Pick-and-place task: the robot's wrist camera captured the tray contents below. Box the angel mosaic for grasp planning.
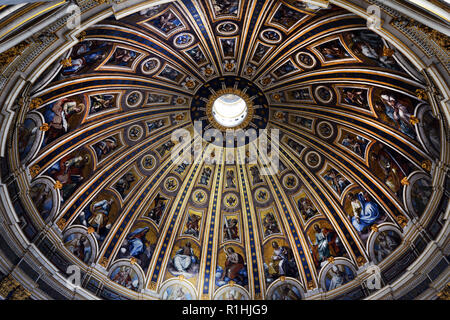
[216,247,248,287]
[46,150,93,201]
[61,40,110,77]
[374,90,417,139]
[264,241,298,283]
[78,197,115,242]
[308,223,345,269]
[168,241,200,278]
[89,94,116,115]
[109,266,140,291]
[41,97,85,146]
[323,167,351,196]
[117,225,156,273]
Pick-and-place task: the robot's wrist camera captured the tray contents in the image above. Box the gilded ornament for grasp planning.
[29,164,40,177]
[382,47,394,57]
[415,89,428,100]
[185,80,195,89]
[54,180,63,189]
[204,67,214,76]
[416,25,450,50]
[225,62,234,72]
[261,77,271,85]
[77,31,87,41]
[60,57,72,67]
[437,283,450,300]
[401,177,410,186]
[99,257,109,268]
[10,287,31,300]
[356,256,366,266]
[149,281,157,291]
[409,115,419,125]
[201,293,209,300]
[56,218,66,230]
[29,98,43,110]
[0,275,19,297]
[421,160,432,171]
[396,215,408,227]
[0,42,29,66]
[0,274,30,300]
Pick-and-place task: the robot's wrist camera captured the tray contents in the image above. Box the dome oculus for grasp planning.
[212,94,248,128]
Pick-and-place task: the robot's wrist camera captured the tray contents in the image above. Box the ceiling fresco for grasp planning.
[8,0,443,300]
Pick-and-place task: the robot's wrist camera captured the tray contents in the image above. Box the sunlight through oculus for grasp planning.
[212,94,248,128]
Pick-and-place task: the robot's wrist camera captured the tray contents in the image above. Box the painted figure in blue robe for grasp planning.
[127,227,150,257]
[79,198,114,242]
[351,192,380,232]
[18,118,38,160]
[169,242,199,277]
[88,199,112,231]
[323,168,350,195]
[61,41,109,76]
[62,50,106,76]
[313,224,330,261]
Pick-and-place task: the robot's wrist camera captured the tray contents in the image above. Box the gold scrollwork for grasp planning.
[29,164,40,177]
[415,89,428,101]
[29,98,43,110]
[437,282,450,300]
[0,274,31,300]
[56,218,66,230]
[421,160,432,172]
[396,215,408,228]
[0,42,29,66]
[356,256,366,266]
[99,257,109,268]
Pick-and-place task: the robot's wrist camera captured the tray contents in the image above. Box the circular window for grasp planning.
[212,94,248,128]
